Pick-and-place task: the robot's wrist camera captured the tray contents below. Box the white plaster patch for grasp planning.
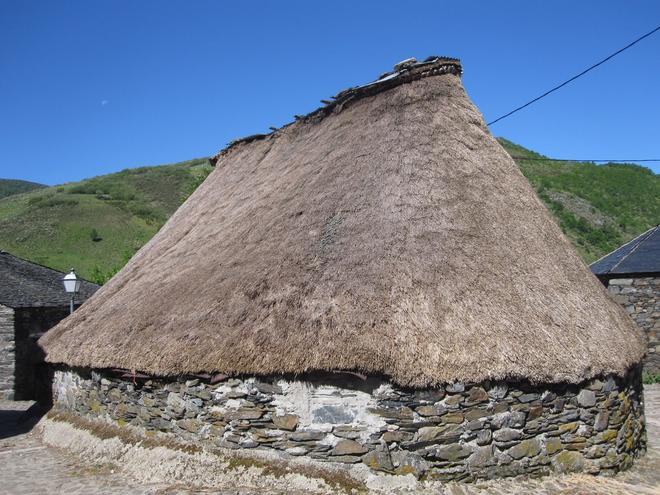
[272,380,386,441]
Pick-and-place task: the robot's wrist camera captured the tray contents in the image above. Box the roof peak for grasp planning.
[211,55,462,162]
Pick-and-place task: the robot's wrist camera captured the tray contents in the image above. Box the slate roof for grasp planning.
[0,251,99,308]
[591,225,660,277]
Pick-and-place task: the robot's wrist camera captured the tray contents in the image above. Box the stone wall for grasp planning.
[607,277,659,375]
[52,366,646,482]
[13,306,69,400]
[0,305,15,399]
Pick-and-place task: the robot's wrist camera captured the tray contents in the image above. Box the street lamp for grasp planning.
[63,268,82,314]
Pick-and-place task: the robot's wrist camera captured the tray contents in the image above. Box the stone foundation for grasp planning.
[0,305,15,399]
[52,366,646,482]
[607,277,659,376]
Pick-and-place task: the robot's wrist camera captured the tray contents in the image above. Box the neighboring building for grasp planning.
[591,225,660,375]
[0,251,98,399]
[41,57,646,483]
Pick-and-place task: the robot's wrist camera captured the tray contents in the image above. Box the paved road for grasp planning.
[1,386,659,495]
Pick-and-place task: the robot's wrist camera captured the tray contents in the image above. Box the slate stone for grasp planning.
[332,439,367,456]
[464,408,489,421]
[416,405,446,417]
[443,395,463,408]
[289,430,325,442]
[332,426,364,439]
[476,429,492,446]
[381,430,413,443]
[545,437,562,454]
[427,443,473,461]
[467,445,495,468]
[577,390,597,407]
[415,389,446,402]
[488,383,508,400]
[445,383,465,393]
[314,405,357,424]
[227,408,264,420]
[391,451,429,478]
[552,451,585,473]
[528,405,543,421]
[594,410,609,432]
[507,438,541,459]
[286,446,309,456]
[416,425,462,443]
[492,411,526,429]
[272,414,298,431]
[443,413,464,424]
[493,428,523,442]
[467,387,488,404]
[176,418,201,433]
[362,450,394,471]
[254,381,283,395]
[518,393,540,403]
[588,379,603,391]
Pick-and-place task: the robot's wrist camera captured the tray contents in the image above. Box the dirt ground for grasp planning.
[1,385,659,495]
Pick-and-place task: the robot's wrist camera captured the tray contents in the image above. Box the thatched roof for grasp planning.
[40,57,645,387]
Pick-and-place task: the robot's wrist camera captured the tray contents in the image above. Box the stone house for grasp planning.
[40,57,646,483]
[0,251,98,399]
[591,225,660,375]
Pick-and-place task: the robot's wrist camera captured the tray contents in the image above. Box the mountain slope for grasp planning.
[0,158,212,283]
[0,179,46,200]
[499,139,659,263]
[0,141,656,283]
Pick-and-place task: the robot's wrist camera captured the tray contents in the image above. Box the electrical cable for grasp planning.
[509,156,660,163]
[488,25,660,126]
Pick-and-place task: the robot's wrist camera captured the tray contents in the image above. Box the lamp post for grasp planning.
[63,268,82,314]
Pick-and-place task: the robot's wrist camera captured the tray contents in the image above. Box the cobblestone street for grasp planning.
[1,385,659,495]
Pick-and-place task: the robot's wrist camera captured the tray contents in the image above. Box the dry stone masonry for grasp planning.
[0,305,15,399]
[607,277,660,376]
[52,366,646,482]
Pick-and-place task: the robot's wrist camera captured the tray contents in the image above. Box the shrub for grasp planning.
[642,372,660,385]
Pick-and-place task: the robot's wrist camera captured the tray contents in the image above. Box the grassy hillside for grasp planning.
[0,141,657,284]
[0,179,46,199]
[0,158,212,283]
[499,138,659,262]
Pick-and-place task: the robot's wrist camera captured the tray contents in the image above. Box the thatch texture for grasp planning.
[40,58,645,387]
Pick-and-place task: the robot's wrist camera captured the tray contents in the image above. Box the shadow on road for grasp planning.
[0,402,49,440]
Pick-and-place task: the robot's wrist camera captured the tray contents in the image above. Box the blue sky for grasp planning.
[1,1,659,185]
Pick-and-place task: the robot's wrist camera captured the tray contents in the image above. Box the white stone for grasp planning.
[609,279,633,286]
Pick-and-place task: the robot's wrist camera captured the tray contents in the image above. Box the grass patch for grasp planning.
[0,178,45,200]
[499,138,659,262]
[642,372,660,385]
[0,158,212,281]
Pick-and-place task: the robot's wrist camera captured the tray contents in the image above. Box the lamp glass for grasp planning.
[63,270,80,294]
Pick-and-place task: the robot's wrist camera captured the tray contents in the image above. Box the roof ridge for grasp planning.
[589,225,658,272]
[0,250,97,284]
[211,56,462,163]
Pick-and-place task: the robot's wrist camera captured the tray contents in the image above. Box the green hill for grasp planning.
[0,158,212,283]
[0,141,657,284]
[0,179,46,199]
[499,138,659,263]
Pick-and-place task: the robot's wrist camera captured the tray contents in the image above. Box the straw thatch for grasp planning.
[40,57,645,387]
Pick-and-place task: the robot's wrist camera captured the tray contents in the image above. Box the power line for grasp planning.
[488,25,660,126]
[510,156,660,163]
